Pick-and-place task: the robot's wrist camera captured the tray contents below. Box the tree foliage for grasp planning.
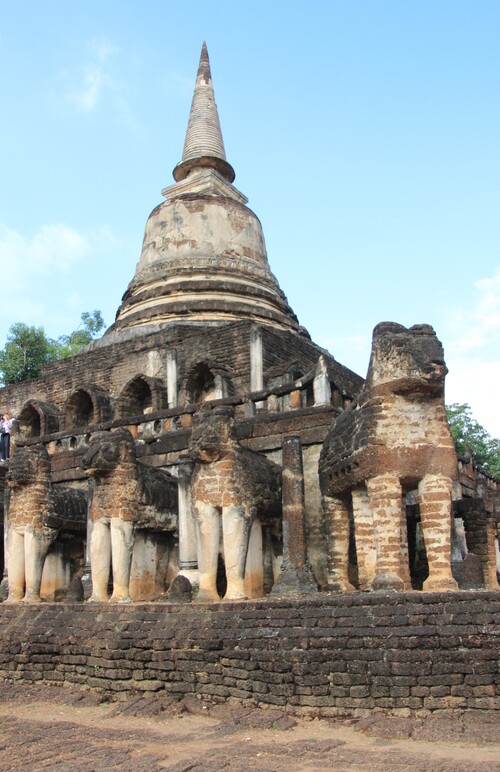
[0,311,105,385]
[0,323,53,384]
[53,310,105,359]
[446,403,500,479]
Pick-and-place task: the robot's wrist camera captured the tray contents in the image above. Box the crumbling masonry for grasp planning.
[0,44,498,715]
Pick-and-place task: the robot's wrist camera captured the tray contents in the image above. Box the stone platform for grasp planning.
[0,591,498,716]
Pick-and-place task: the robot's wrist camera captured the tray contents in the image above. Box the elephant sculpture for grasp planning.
[6,444,87,602]
[189,405,282,601]
[319,322,459,593]
[82,428,178,602]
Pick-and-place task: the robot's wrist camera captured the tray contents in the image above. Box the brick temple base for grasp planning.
[0,592,498,716]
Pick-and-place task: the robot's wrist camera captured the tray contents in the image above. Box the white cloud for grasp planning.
[65,38,123,114]
[441,266,500,438]
[0,223,117,335]
[446,356,500,438]
[0,223,87,287]
[445,268,500,355]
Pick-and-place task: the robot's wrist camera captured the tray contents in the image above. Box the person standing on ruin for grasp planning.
[0,411,13,462]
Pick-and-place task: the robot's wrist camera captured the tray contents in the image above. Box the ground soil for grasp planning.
[0,683,498,771]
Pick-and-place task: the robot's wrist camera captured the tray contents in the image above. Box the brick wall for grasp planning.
[0,591,498,715]
[0,322,255,420]
[262,327,363,398]
[0,321,364,423]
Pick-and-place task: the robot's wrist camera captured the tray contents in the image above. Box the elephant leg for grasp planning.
[6,527,25,602]
[483,518,500,590]
[194,503,221,602]
[322,494,355,592]
[223,505,251,600]
[351,488,376,591]
[23,526,58,603]
[88,518,111,602]
[244,519,264,599]
[366,474,405,591]
[419,474,458,592]
[109,518,135,602]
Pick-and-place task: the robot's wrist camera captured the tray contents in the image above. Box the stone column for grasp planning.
[250,326,263,392]
[483,515,500,590]
[40,542,70,601]
[459,498,499,591]
[351,488,376,590]
[177,458,198,586]
[0,488,9,600]
[418,473,458,592]
[366,473,405,591]
[323,493,355,592]
[271,436,317,595]
[250,326,264,409]
[167,350,178,408]
[81,482,94,600]
[399,507,413,591]
[262,526,275,594]
[244,519,264,598]
[313,356,331,406]
[214,375,225,399]
[129,532,158,600]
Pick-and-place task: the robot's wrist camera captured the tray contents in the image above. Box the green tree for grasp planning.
[446,403,500,479]
[0,311,105,385]
[0,323,53,384]
[53,310,105,359]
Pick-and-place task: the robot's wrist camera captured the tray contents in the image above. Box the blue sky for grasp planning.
[1,1,499,436]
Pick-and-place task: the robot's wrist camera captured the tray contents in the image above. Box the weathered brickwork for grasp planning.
[0,322,255,423]
[455,497,499,589]
[320,323,459,595]
[0,322,359,436]
[262,327,362,400]
[0,592,498,715]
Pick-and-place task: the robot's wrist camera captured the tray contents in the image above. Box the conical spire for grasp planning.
[173,43,235,183]
[108,43,300,337]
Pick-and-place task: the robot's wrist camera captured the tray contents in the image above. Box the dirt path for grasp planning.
[0,684,498,771]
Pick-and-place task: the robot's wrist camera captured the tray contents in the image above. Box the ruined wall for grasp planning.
[0,322,255,420]
[261,328,363,398]
[0,322,362,428]
[0,592,497,715]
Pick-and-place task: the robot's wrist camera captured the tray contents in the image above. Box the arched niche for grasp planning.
[17,400,59,438]
[63,384,113,430]
[184,362,234,405]
[118,375,168,418]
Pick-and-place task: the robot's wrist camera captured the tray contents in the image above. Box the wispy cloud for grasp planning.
[446,356,500,437]
[64,38,129,117]
[0,223,117,331]
[442,266,500,437]
[0,223,87,285]
[445,268,500,355]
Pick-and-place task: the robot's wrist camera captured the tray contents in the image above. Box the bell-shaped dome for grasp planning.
[110,44,298,334]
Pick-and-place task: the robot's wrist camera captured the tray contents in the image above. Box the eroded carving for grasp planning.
[189,405,282,601]
[82,428,178,602]
[319,322,459,593]
[6,445,87,603]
